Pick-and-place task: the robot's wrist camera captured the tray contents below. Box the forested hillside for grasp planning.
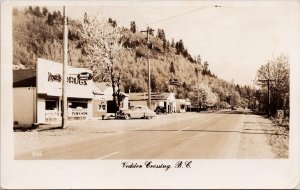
[13,6,255,107]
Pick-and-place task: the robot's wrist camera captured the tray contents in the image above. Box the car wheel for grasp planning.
[124,114,130,120]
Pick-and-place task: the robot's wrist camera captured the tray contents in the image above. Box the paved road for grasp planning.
[15,109,275,159]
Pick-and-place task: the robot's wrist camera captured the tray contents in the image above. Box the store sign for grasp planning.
[47,72,88,85]
[77,72,93,81]
[37,58,93,98]
[48,72,62,82]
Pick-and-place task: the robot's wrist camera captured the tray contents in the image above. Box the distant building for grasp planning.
[175,99,191,113]
[92,82,128,118]
[128,92,176,113]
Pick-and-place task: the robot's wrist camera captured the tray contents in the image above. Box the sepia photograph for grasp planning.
[1,0,300,189]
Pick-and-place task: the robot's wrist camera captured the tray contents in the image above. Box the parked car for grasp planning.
[154,106,167,115]
[116,105,156,120]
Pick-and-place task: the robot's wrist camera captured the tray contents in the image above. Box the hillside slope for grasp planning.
[13,6,253,107]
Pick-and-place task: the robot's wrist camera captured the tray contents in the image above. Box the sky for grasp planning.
[46,1,297,86]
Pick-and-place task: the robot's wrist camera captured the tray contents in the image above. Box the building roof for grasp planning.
[94,82,113,92]
[129,92,174,101]
[13,69,36,87]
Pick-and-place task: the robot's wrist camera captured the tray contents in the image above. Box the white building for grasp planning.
[14,59,94,127]
[175,99,191,113]
[13,58,129,127]
[92,82,128,119]
[128,92,176,113]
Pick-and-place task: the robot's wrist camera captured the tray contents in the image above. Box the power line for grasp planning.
[144,5,221,28]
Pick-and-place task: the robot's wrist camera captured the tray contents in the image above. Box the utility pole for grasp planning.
[196,67,202,112]
[62,6,68,128]
[258,79,275,116]
[258,63,275,116]
[141,26,154,108]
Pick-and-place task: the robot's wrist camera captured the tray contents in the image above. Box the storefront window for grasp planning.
[45,99,58,110]
[69,100,88,109]
[45,99,59,122]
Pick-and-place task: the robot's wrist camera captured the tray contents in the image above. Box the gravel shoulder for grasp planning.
[237,113,289,159]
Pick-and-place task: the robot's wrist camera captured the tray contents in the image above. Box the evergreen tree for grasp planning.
[27,6,33,14]
[130,21,136,33]
[42,7,48,17]
[170,62,175,74]
[52,11,58,20]
[46,12,54,25]
[196,55,201,64]
[33,6,42,17]
[171,38,175,47]
[108,18,117,27]
[175,39,184,54]
[157,28,166,41]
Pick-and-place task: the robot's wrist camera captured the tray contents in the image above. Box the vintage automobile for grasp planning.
[154,106,167,115]
[116,105,156,120]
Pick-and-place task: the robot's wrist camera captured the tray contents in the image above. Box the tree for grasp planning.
[52,11,58,20]
[195,82,218,107]
[175,39,184,54]
[255,55,289,116]
[170,61,175,75]
[27,6,33,14]
[163,39,168,53]
[148,27,154,36]
[108,17,117,27]
[81,13,124,111]
[42,7,48,17]
[203,61,209,71]
[57,11,62,20]
[130,21,136,33]
[171,38,175,47]
[150,73,157,92]
[231,91,241,106]
[196,55,201,64]
[157,28,166,41]
[182,48,188,58]
[33,6,42,17]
